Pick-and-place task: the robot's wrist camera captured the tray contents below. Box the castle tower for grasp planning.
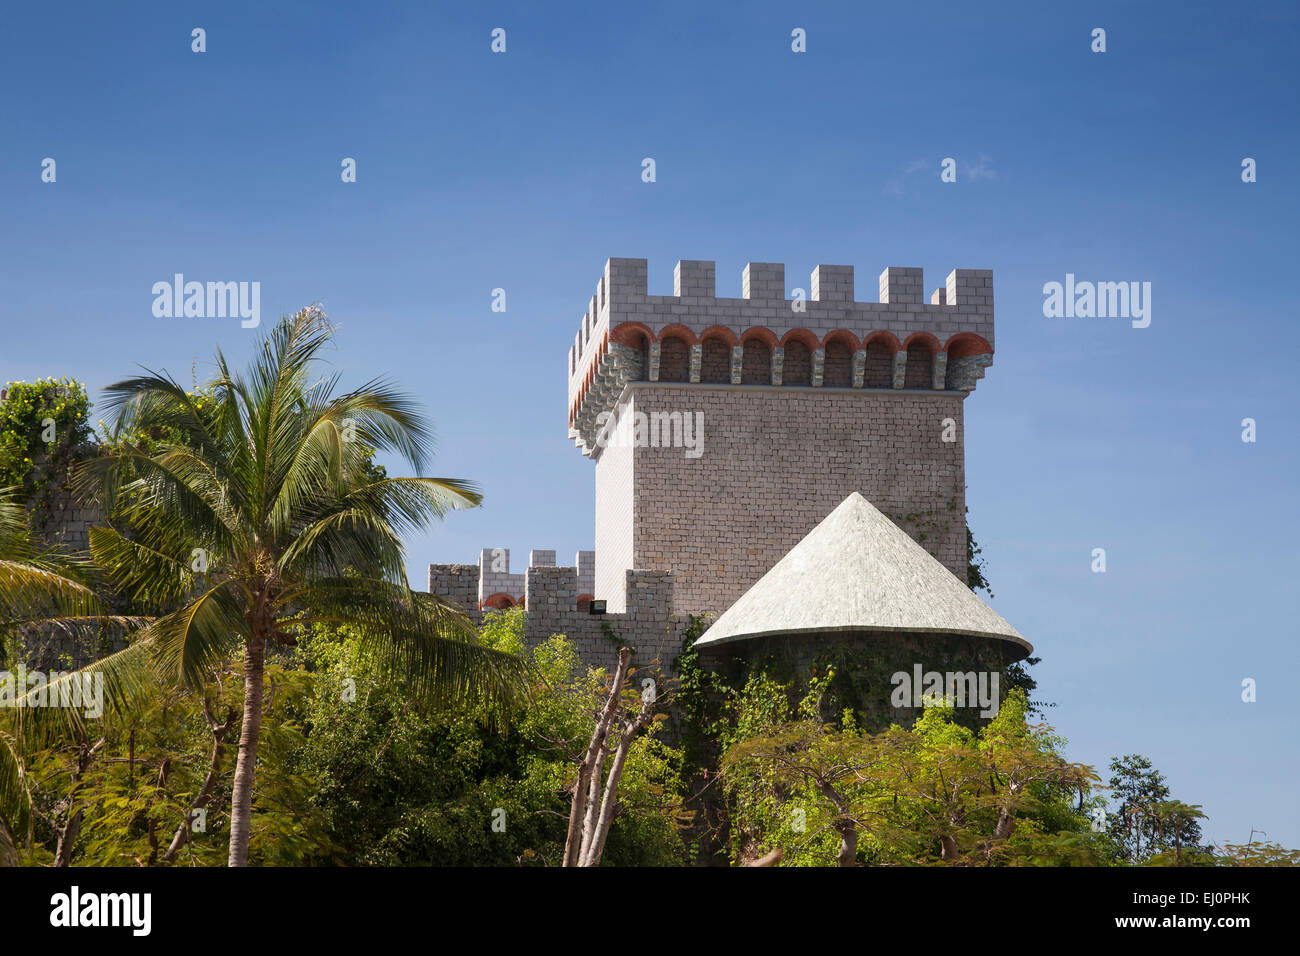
[567,259,996,616]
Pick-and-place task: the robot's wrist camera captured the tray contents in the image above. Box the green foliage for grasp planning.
[291,617,688,866]
[966,523,992,597]
[1212,840,1300,866]
[0,379,93,506]
[476,607,526,655]
[721,682,1114,867]
[6,661,333,866]
[5,612,689,867]
[670,615,725,769]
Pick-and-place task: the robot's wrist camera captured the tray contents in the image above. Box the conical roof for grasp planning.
[696,492,1030,653]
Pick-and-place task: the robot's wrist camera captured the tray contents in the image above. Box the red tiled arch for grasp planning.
[780,328,820,350]
[739,326,779,348]
[862,330,903,353]
[821,329,860,351]
[481,593,516,610]
[944,332,993,358]
[698,325,740,347]
[611,321,655,347]
[657,324,698,346]
[903,331,942,354]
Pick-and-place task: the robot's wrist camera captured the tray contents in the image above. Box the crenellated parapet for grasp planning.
[566,259,996,456]
[428,555,683,672]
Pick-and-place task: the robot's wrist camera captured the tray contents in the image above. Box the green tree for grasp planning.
[295,613,687,866]
[1213,840,1300,866]
[7,660,333,867]
[1106,754,1204,864]
[722,681,1105,867]
[65,306,531,866]
[720,670,904,867]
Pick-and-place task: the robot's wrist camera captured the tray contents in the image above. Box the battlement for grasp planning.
[566,259,995,456]
[428,556,680,672]
[429,548,596,611]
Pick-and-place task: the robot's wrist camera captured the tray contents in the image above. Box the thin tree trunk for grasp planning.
[53,737,104,867]
[0,815,16,867]
[940,834,959,861]
[835,824,858,867]
[165,699,235,864]
[562,763,593,868]
[815,780,857,867]
[582,691,654,867]
[227,637,265,867]
[146,758,172,866]
[54,808,83,867]
[563,648,632,867]
[579,742,608,851]
[988,779,1022,860]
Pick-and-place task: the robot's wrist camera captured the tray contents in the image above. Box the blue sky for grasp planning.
[2,1,1297,850]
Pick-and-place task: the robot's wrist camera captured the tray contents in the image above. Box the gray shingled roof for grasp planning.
[695,492,1031,653]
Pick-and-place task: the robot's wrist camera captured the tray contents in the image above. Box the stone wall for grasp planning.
[428,560,689,679]
[19,456,121,670]
[426,563,480,618]
[594,383,967,618]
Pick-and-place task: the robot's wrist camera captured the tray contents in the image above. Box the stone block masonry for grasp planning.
[567,259,994,455]
[597,384,968,617]
[571,258,994,620]
[427,559,687,677]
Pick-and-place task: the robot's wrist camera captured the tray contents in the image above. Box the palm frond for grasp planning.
[148,582,248,689]
[3,638,159,741]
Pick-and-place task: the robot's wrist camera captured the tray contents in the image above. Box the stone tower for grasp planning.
[567,258,996,618]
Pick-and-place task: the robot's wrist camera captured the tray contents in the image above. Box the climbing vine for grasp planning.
[0,378,93,511]
[599,618,626,653]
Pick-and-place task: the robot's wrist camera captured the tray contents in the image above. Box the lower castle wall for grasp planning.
[428,562,690,677]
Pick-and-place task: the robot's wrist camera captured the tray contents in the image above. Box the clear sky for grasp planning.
[2,1,1296,850]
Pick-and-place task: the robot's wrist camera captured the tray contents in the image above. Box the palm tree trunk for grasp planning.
[227,636,265,867]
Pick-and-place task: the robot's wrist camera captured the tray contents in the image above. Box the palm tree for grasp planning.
[74,306,530,866]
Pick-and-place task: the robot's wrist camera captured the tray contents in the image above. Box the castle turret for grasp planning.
[566,258,997,616]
